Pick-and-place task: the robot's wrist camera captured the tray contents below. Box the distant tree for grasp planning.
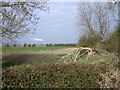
[1,1,49,43]
[32,44,36,47]
[78,31,102,48]
[47,44,52,46]
[28,44,31,47]
[23,43,27,47]
[13,44,16,47]
[6,43,10,47]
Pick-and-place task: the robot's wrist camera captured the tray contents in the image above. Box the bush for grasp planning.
[23,43,27,47]
[2,63,101,88]
[78,27,120,54]
[102,27,120,53]
[13,44,16,47]
[32,44,36,47]
[28,44,31,47]
[78,32,102,48]
[2,59,119,88]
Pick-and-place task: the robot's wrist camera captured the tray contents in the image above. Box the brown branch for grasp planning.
[61,47,110,63]
[0,2,25,7]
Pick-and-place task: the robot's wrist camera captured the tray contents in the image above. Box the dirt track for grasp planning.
[35,48,79,54]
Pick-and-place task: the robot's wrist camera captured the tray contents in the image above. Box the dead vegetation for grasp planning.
[61,47,110,63]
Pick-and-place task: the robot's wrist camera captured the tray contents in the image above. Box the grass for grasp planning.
[2,53,59,68]
[2,46,78,53]
[77,55,117,64]
[2,47,119,88]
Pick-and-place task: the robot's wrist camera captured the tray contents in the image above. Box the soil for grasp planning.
[35,48,79,54]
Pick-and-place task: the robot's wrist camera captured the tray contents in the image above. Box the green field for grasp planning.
[2,46,78,53]
[2,46,119,88]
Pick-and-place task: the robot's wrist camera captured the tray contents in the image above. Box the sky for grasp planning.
[18,2,80,44]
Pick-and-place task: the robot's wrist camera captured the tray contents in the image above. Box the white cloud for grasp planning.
[34,38,44,42]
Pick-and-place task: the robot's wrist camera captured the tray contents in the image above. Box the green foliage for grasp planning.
[78,27,120,53]
[2,52,118,88]
[78,55,117,64]
[2,59,118,88]
[2,63,101,88]
[103,27,120,53]
[78,32,102,48]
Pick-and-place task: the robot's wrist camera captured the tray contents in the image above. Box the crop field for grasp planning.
[2,46,78,53]
[2,46,119,88]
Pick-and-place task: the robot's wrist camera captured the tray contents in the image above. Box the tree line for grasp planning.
[3,43,36,47]
[47,44,77,47]
[3,43,78,47]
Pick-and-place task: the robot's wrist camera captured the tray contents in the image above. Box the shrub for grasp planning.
[13,44,16,47]
[32,44,36,47]
[28,44,31,47]
[102,27,120,53]
[78,32,102,48]
[23,43,27,47]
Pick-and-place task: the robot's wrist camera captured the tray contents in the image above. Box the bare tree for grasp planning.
[0,1,49,43]
[77,2,117,40]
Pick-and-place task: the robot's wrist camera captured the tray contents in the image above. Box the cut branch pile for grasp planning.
[61,47,110,63]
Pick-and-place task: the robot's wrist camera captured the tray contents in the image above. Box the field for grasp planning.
[2,46,119,88]
[2,46,78,53]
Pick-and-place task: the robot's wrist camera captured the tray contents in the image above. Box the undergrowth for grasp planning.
[2,53,119,88]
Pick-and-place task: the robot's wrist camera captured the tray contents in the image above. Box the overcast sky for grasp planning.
[18,2,80,44]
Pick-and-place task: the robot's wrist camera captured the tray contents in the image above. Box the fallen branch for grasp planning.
[61,47,110,63]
